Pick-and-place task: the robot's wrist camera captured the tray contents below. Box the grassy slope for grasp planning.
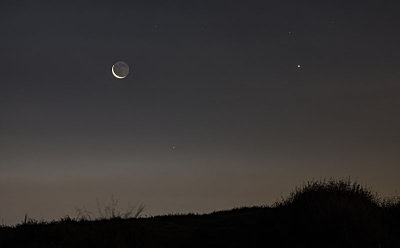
[1,179,399,248]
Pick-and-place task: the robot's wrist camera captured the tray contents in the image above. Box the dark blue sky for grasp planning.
[1,0,400,224]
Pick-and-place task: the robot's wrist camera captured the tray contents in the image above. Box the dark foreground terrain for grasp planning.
[1,180,400,247]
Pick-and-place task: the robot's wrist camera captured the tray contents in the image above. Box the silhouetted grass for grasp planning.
[1,178,399,247]
[75,194,145,221]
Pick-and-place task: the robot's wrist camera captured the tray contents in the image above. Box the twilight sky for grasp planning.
[1,0,400,225]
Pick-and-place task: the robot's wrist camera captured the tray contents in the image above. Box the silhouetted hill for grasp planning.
[1,179,399,247]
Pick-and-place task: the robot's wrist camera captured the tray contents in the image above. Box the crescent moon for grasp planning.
[112,65,126,79]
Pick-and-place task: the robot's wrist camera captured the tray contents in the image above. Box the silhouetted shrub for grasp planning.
[280,178,378,208]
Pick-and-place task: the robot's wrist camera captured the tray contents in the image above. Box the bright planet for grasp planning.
[112,61,130,79]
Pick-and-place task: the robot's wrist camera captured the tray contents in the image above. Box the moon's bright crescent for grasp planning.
[112,65,126,79]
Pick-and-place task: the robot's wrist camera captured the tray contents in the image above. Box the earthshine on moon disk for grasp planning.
[112,61,130,79]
